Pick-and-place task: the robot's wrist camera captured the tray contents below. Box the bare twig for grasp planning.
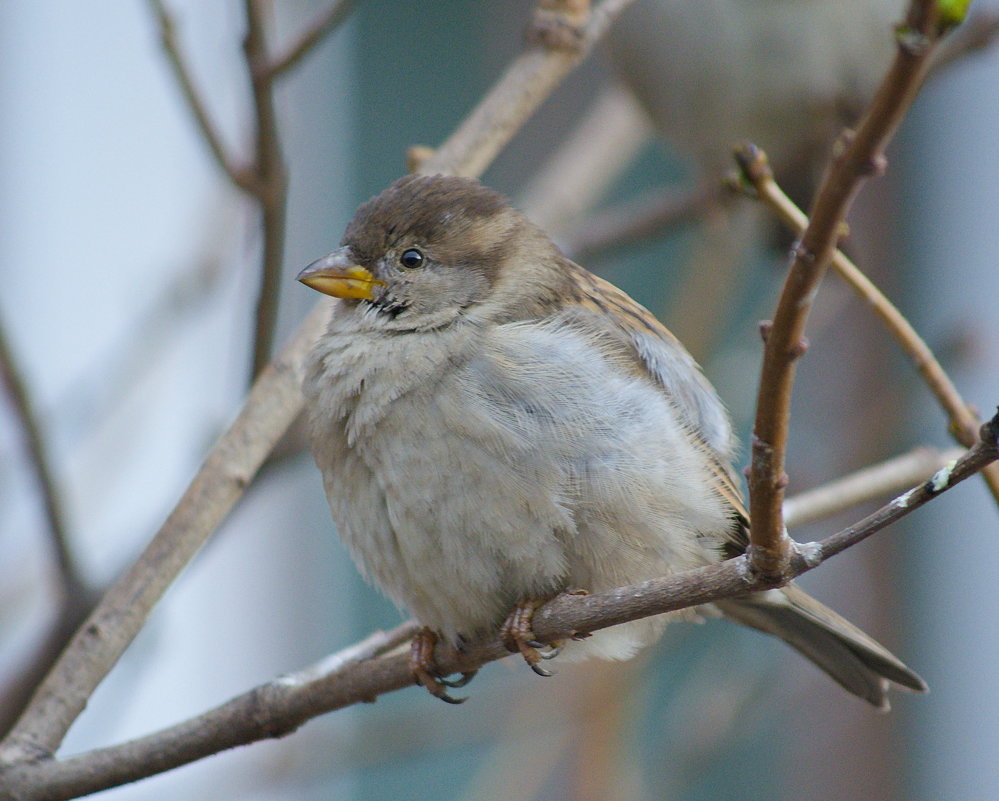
[518,83,650,235]
[0,318,101,738]
[735,145,999,507]
[243,0,290,379]
[563,183,723,262]
[0,302,331,764]
[146,0,252,190]
[0,0,637,769]
[783,446,965,528]
[151,0,340,380]
[0,318,82,601]
[418,0,639,178]
[3,411,995,800]
[1,299,131,739]
[266,0,358,78]
[818,414,998,559]
[746,0,946,578]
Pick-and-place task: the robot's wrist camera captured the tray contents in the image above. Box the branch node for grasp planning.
[407,145,436,173]
[788,336,809,360]
[896,23,933,56]
[732,140,772,185]
[794,540,824,569]
[792,241,817,265]
[832,128,856,160]
[723,170,753,198]
[979,408,999,454]
[927,459,959,494]
[758,320,773,343]
[745,541,793,585]
[528,0,590,51]
[751,432,773,458]
[863,152,890,176]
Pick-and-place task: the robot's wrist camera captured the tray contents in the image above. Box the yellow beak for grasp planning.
[296,248,385,300]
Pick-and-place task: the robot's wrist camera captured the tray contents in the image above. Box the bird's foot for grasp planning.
[409,627,478,704]
[500,598,561,677]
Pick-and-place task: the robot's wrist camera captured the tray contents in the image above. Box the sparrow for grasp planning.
[606,0,903,191]
[298,174,926,707]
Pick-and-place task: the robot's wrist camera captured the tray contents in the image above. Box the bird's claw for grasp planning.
[410,628,475,704]
[439,670,478,688]
[500,599,560,676]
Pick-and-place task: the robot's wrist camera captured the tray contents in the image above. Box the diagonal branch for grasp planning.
[0,0,637,768]
[564,183,723,262]
[3,411,995,800]
[783,445,965,528]
[735,144,999,508]
[0,315,100,738]
[0,303,331,765]
[746,0,949,578]
[266,0,359,79]
[146,0,253,190]
[518,83,651,235]
[418,0,638,178]
[0,317,81,600]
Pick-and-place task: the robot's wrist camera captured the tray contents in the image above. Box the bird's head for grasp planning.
[298,174,562,330]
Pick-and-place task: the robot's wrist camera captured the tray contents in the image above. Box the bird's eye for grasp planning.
[399,248,425,269]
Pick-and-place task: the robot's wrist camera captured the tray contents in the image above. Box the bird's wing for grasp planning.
[562,260,750,553]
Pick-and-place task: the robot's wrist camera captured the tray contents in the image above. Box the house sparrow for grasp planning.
[606,0,904,193]
[298,174,925,707]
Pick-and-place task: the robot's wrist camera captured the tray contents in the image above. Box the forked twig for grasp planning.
[735,143,999,508]
[746,0,950,577]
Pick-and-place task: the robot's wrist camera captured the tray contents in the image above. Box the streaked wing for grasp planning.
[563,259,750,554]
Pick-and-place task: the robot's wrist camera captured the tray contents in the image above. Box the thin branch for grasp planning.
[0,317,100,738]
[4,411,995,800]
[0,317,82,600]
[735,144,999,507]
[563,183,723,262]
[0,302,331,764]
[518,82,650,235]
[148,0,296,379]
[418,0,639,178]
[0,0,633,767]
[783,445,965,528]
[746,0,946,578]
[243,0,290,379]
[818,413,998,559]
[266,0,358,79]
[146,0,253,190]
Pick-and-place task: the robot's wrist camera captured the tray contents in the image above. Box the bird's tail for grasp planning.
[716,583,927,710]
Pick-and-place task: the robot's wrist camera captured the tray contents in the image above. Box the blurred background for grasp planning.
[1,1,998,799]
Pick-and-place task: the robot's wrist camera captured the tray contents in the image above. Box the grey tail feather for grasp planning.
[715,583,927,710]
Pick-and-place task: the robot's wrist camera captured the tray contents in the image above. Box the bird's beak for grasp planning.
[296,247,386,300]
